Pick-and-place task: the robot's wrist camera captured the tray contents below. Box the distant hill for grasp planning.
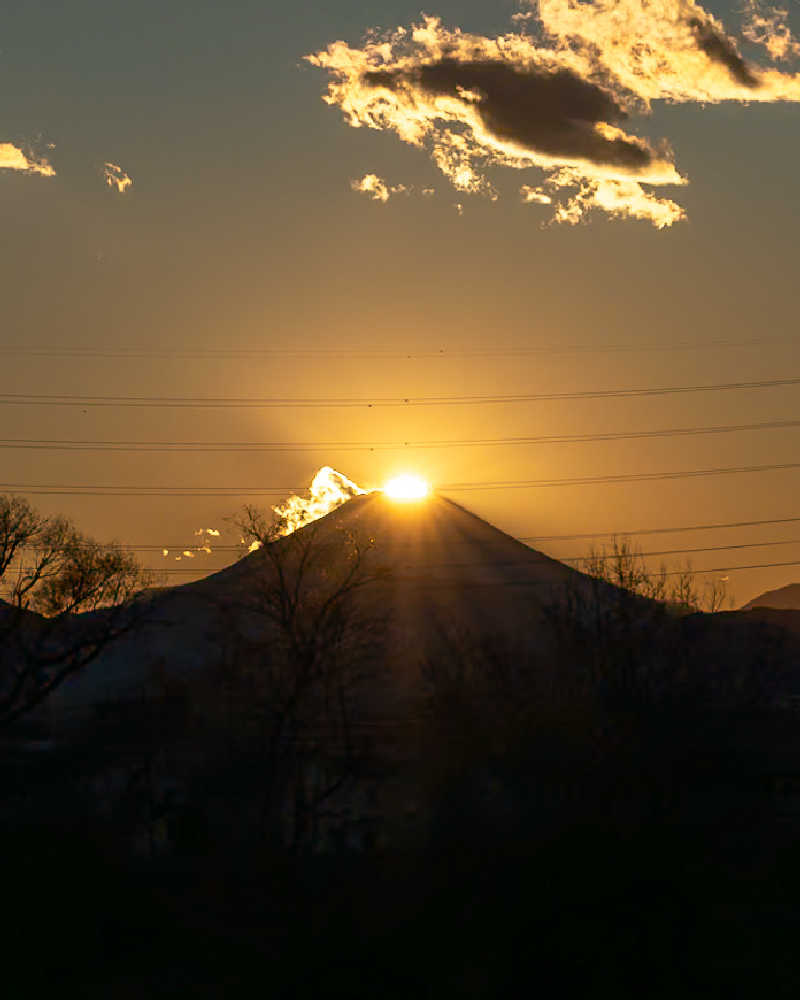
[742,583,800,611]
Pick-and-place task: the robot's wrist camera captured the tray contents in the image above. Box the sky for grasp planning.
[2,0,800,605]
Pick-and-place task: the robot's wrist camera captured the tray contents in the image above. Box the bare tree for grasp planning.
[221,506,389,851]
[0,495,151,727]
[582,536,730,613]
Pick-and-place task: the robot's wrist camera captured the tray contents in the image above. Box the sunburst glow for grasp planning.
[383,474,430,501]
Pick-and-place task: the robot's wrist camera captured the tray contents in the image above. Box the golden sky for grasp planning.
[2,0,800,605]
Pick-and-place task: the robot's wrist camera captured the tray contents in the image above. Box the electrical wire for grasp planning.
[521,514,800,542]
[1,374,800,408]
[4,459,800,495]
[138,557,800,579]
[1,416,800,452]
[1,335,796,360]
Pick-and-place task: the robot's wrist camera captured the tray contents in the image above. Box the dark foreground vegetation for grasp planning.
[4,497,800,995]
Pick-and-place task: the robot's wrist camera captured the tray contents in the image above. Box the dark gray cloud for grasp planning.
[688,17,760,88]
[364,60,655,172]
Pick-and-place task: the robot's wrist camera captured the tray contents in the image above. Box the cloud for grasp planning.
[364,59,670,174]
[0,143,55,177]
[544,170,686,229]
[350,173,408,201]
[520,185,552,205]
[272,466,367,537]
[742,1,800,61]
[350,173,440,203]
[103,162,133,193]
[308,2,800,227]
[532,0,800,103]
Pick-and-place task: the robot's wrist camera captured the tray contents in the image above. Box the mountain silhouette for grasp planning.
[47,493,601,714]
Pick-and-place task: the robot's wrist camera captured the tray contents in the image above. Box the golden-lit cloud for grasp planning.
[526,169,686,229]
[351,173,407,201]
[272,466,368,537]
[309,1,800,227]
[742,0,800,61]
[520,185,552,206]
[0,143,55,177]
[103,162,133,193]
[532,0,800,103]
[191,527,218,555]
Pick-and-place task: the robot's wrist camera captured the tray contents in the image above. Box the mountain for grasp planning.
[47,492,596,715]
[29,492,800,719]
[742,582,800,611]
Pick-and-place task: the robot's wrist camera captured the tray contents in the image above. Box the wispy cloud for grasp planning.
[351,173,408,201]
[103,162,133,193]
[520,185,552,206]
[350,172,439,203]
[0,143,55,177]
[742,0,800,61]
[308,1,800,227]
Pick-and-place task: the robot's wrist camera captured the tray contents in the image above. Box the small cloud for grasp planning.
[206,528,220,537]
[350,173,407,201]
[0,142,55,177]
[182,550,195,559]
[520,185,552,205]
[103,161,133,193]
[538,169,685,229]
[162,548,169,558]
[455,202,464,215]
[421,187,436,197]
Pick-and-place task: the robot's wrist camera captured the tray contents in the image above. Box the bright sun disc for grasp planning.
[383,474,430,501]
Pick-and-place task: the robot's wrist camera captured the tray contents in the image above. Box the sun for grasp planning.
[383,474,430,501]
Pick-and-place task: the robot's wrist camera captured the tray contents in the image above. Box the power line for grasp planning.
[4,459,800,495]
[22,515,800,549]
[639,559,800,578]
[2,417,800,452]
[562,538,800,562]
[133,558,800,579]
[0,336,796,360]
[75,536,800,560]
[444,461,800,491]
[521,515,800,542]
[1,374,800,408]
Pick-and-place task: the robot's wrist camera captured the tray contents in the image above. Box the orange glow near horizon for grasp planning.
[383,474,431,501]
